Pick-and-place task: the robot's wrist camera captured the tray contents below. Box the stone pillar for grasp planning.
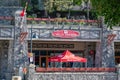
[0,41,9,80]
[101,29,115,67]
[95,42,101,67]
[14,10,29,78]
[28,64,35,80]
[6,41,14,80]
[117,64,120,80]
[100,17,115,67]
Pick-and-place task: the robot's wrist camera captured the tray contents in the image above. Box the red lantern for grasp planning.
[89,50,94,55]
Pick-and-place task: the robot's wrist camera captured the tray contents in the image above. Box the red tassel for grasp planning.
[20,9,25,17]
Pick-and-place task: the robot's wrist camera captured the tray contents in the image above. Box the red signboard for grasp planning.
[52,30,79,38]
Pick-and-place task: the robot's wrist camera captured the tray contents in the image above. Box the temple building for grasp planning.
[0,0,120,80]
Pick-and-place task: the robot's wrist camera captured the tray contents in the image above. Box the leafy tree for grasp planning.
[92,0,120,29]
[75,0,120,29]
[23,0,120,29]
[73,0,82,5]
[44,0,73,12]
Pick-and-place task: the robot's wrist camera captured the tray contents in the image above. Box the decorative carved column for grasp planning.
[0,41,9,79]
[100,17,115,67]
[95,42,101,67]
[6,41,14,80]
[13,10,29,76]
[117,64,120,80]
[28,65,35,80]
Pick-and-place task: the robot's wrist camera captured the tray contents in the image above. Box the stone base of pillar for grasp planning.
[116,64,120,80]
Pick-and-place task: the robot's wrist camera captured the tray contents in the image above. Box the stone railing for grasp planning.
[34,73,117,80]
[1,25,120,41]
[0,26,13,38]
[35,67,116,72]
[0,25,101,41]
[28,66,118,80]
[27,25,101,41]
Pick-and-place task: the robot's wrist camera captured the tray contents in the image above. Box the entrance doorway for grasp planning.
[39,56,49,68]
[114,42,120,65]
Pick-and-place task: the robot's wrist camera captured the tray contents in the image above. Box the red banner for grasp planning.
[52,30,79,38]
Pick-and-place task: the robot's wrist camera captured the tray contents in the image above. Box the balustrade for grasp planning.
[1,26,120,41]
[0,17,120,41]
[35,67,116,72]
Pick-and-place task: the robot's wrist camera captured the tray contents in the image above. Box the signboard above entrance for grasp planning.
[52,30,79,38]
